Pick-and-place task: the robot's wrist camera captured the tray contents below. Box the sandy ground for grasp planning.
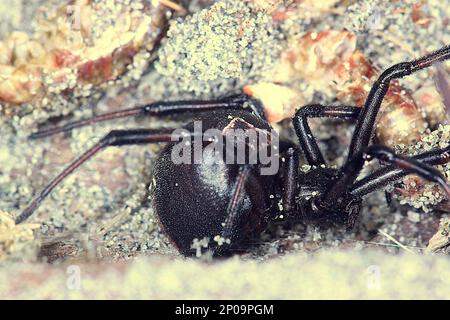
[0,0,449,299]
[3,250,450,299]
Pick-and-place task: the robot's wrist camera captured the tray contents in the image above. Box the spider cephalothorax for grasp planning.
[292,167,362,229]
[15,44,450,256]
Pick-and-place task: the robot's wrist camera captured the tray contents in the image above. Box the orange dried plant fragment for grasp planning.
[0,0,167,109]
[243,83,303,123]
[411,2,433,28]
[0,33,45,104]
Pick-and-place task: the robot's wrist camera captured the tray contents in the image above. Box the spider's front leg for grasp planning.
[293,105,360,166]
[321,44,450,205]
[348,44,450,160]
[350,145,450,198]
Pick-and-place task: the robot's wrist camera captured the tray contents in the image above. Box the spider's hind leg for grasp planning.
[16,128,202,224]
[322,145,450,207]
[350,145,450,198]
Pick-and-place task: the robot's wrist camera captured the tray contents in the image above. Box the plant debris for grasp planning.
[0,210,40,261]
[0,0,169,116]
[426,218,450,254]
[394,125,450,212]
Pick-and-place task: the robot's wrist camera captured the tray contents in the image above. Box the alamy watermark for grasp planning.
[66,5,82,31]
[66,265,81,290]
[366,265,381,290]
[170,119,280,175]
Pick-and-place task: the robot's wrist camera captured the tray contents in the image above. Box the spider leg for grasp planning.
[222,165,253,241]
[15,128,204,224]
[348,44,450,160]
[214,120,281,255]
[350,145,450,198]
[321,145,450,206]
[30,94,266,139]
[212,164,270,255]
[293,105,360,166]
[280,147,300,213]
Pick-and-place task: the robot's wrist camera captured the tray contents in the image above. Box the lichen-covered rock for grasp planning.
[155,0,282,95]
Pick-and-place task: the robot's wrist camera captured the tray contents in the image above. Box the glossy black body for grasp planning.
[296,168,362,228]
[151,109,275,255]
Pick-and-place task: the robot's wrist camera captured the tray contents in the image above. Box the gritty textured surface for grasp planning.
[3,251,450,299]
[0,0,449,299]
[394,125,450,212]
[155,0,282,95]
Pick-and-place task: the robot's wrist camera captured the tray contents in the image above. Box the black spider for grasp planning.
[16,45,450,257]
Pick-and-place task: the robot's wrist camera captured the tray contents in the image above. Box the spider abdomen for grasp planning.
[151,110,274,256]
